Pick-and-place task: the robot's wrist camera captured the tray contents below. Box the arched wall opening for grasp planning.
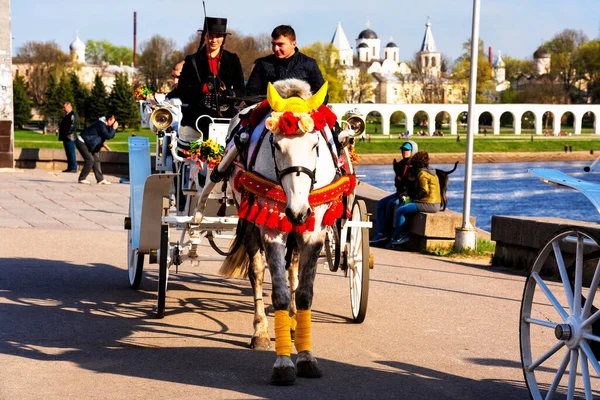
[500,111,515,133]
[561,111,575,133]
[478,112,493,134]
[414,110,431,136]
[435,111,451,136]
[390,111,407,137]
[521,111,535,134]
[365,111,382,136]
[456,112,468,135]
[583,111,597,134]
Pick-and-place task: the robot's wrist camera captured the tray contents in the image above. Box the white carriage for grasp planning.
[521,161,600,399]
[125,96,372,321]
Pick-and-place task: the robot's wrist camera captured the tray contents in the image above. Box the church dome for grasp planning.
[386,42,397,48]
[358,29,378,40]
[533,46,550,59]
[70,35,86,52]
[357,43,369,49]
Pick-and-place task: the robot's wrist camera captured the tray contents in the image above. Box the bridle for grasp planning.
[269,131,318,192]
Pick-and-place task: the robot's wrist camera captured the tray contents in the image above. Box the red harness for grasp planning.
[234,170,356,233]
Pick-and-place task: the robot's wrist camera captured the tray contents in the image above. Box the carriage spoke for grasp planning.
[579,349,593,400]
[583,259,600,318]
[567,349,579,400]
[573,236,584,317]
[545,350,570,400]
[528,340,566,372]
[580,341,600,377]
[524,317,558,330]
[583,332,600,343]
[553,241,574,313]
[533,272,570,321]
[582,309,600,330]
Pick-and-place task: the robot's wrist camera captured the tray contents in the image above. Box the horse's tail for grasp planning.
[218,239,249,279]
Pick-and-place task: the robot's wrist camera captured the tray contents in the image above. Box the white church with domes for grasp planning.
[330,19,466,104]
[13,33,137,92]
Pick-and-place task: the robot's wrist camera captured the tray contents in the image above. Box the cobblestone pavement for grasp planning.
[0,168,128,231]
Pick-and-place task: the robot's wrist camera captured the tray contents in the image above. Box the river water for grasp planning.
[355,161,600,232]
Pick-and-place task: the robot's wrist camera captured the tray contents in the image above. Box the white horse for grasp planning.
[220,79,354,385]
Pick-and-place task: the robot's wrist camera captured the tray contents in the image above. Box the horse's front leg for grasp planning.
[287,246,299,340]
[263,229,296,386]
[246,228,270,350]
[295,231,325,379]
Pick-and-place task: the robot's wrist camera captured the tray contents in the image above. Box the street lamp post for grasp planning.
[455,0,481,251]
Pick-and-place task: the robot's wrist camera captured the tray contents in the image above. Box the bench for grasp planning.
[355,182,480,251]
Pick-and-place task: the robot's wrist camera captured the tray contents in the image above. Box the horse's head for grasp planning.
[266,80,328,225]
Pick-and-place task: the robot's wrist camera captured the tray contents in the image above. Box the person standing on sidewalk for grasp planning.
[58,102,78,173]
[75,115,118,185]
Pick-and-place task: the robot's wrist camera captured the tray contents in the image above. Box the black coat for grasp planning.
[58,111,77,142]
[246,49,325,97]
[80,118,116,153]
[178,48,245,127]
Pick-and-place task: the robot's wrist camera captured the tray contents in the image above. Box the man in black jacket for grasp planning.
[178,17,245,140]
[246,25,325,98]
[58,102,78,173]
[75,115,118,185]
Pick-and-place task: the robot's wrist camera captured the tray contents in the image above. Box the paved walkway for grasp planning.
[0,168,532,399]
[0,169,128,230]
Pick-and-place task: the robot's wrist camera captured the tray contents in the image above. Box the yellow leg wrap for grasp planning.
[294,309,311,353]
[274,310,292,357]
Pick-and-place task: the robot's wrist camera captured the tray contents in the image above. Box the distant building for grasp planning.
[533,46,551,75]
[12,33,137,90]
[330,19,465,104]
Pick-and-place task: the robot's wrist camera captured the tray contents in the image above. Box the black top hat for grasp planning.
[201,17,230,35]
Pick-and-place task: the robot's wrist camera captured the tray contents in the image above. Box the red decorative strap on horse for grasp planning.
[235,170,355,207]
[235,170,356,230]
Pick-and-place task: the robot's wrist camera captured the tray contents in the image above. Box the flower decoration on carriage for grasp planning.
[184,139,224,170]
[134,84,154,101]
[262,81,338,135]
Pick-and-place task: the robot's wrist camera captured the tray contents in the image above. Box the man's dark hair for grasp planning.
[271,25,296,41]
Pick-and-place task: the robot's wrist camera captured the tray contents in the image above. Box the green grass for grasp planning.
[424,238,496,260]
[14,128,157,152]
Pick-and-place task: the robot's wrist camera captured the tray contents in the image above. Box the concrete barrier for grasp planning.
[491,215,600,273]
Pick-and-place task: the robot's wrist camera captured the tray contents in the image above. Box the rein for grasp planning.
[268,132,317,191]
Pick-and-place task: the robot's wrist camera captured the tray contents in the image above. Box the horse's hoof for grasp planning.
[296,359,323,378]
[250,336,271,350]
[271,366,296,386]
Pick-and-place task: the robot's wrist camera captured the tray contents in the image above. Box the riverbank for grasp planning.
[358,151,597,165]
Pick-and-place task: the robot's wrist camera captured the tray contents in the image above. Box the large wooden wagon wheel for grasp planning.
[520,227,600,399]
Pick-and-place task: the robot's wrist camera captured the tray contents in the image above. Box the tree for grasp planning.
[69,72,90,125]
[345,71,374,103]
[40,74,61,121]
[502,56,536,79]
[109,73,139,129]
[56,75,74,106]
[545,29,589,102]
[85,40,133,66]
[87,74,109,122]
[574,40,600,103]
[299,42,346,102]
[452,38,496,103]
[13,75,32,129]
[14,41,68,106]
[137,35,178,91]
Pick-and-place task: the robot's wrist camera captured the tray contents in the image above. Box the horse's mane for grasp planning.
[272,79,312,100]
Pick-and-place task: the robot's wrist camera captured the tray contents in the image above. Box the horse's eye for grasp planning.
[312,143,318,151]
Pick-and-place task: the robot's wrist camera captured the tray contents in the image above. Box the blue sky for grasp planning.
[11,0,600,63]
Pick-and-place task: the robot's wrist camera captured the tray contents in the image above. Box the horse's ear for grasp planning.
[267,82,285,112]
[306,81,328,111]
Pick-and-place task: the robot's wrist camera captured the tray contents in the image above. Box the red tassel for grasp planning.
[255,202,269,226]
[238,197,249,218]
[247,200,259,222]
[334,201,344,219]
[307,215,316,232]
[280,216,292,232]
[265,207,280,229]
[293,223,307,233]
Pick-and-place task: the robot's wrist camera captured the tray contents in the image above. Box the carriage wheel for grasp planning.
[127,228,144,289]
[156,223,170,319]
[325,221,341,272]
[521,227,600,399]
[348,200,370,323]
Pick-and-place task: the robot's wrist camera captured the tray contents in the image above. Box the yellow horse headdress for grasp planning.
[265,81,329,135]
[267,81,328,114]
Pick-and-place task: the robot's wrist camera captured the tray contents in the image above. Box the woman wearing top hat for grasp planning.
[178,17,245,141]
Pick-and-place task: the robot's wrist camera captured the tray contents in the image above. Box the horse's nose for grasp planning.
[285,207,310,225]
